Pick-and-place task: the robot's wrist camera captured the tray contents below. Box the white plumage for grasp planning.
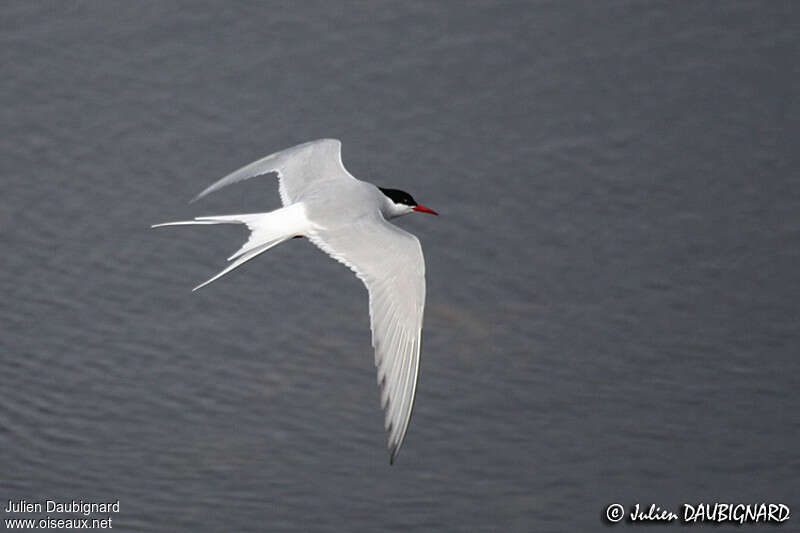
[153,139,436,463]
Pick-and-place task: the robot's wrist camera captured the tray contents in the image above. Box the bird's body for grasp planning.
[153,139,437,463]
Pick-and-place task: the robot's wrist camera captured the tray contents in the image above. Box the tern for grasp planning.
[153,139,437,463]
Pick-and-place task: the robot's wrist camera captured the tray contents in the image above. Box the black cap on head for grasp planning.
[379,187,417,207]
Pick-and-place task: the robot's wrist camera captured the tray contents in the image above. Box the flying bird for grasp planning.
[153,139,437,463]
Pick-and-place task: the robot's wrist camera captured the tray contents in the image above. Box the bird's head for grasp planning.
[379,187,438,219]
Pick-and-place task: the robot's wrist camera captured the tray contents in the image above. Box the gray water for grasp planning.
[2,1,798,531]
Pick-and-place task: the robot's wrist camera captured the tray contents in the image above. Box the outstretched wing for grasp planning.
[192,138,354,205]
[308,211,426,464]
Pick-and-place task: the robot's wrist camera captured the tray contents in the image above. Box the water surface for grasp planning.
[1,1,798,531]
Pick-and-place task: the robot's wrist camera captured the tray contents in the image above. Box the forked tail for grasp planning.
[152,203,311,291]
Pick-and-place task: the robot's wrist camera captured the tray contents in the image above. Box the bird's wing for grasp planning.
[192,138,354,205]
[308,212,426,464]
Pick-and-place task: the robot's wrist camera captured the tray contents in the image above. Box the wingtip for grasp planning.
[191,280,209,292]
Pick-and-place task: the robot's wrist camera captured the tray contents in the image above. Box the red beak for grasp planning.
[413,205,438,215]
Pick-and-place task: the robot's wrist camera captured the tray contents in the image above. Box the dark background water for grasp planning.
[1,1,798,531]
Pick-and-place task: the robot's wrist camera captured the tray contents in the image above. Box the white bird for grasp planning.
[153,139,437,463]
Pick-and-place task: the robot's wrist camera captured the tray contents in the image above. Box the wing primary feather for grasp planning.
[190,139,346,204]
[306,212,426,465]
[395,334,414,431]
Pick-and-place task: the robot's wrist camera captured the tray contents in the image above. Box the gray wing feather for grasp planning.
[308,212,426,464]
[192,138,353,205]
